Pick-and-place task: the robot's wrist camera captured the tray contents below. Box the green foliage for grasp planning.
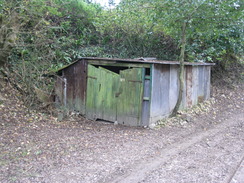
[1,0,243,108]
[94,0,178,59]
[149,0,244,63]
[1,0,103,107]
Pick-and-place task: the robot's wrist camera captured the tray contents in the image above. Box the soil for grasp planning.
[0,81,243,183]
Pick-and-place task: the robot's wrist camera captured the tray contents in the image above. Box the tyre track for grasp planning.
[105,113,244,183]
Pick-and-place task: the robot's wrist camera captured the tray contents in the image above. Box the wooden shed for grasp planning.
[55,57,214,127]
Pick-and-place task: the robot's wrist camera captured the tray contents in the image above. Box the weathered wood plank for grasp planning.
[83,57,215,66]
[197,66,205,103]
[74,60,87,115]
[150,64,170,123]
[169,65,179,112]
[86,64,121,122]
[117,68,144,126]
[88,60,151,68]
[204,66,211,100]
[86,64,98,120]
[186,66,193,108]
[192,66,199,106]
[141,76,151,126]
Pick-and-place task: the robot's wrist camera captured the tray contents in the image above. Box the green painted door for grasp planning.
[86,64,144,126]
[117,68,144,126]
[86,64,120,121]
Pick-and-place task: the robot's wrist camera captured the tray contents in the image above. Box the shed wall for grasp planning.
[150,64,171,123]
[54,58,212,127]
[55,60,87,114]
[169,65,179,110]
[149,64,211,126]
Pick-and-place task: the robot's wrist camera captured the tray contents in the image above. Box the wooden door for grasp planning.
[86,65,144,126]
[117,68,144,126]
[86,64,120,121]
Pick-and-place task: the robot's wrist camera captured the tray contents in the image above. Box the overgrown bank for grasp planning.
[0,67,243,182]
[0,0,243,109]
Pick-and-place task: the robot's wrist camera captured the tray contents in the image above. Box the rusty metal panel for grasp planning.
[197,66,205,103]
[192,66,199,106]
[185,66,193,108]
[180,67,187,109]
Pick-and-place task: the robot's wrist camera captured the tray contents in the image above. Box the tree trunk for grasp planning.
[170,21,187,117]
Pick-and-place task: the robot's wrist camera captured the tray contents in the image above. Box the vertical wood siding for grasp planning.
[192,66,199,106]
[59,60,87,114]
[86,65,144,126]
[55,58,212,127]
[186,66,193,108]
[149,64,212,126]
[116,67,144,126]
[150,64,170,123]
[141,76,151,126]
[169,65,179,111]
[86,65,120,121]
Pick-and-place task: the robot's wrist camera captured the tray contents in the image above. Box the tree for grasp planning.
[108,0,115,7]
[1,0,242,110]
[148,0,243,116]
[94,0,178,59]
[0,0,102,107]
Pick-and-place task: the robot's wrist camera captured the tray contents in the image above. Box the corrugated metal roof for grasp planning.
[81,57,215,66]
[54,57,215,73]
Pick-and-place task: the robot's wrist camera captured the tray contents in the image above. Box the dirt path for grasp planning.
[0,83,243,183]
[107,112,244,183]
[230,156,244,183]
